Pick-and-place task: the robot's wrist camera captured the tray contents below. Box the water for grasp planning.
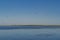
[0,27,60,40]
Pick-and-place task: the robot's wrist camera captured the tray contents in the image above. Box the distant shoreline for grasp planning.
[0,25,60,26]
[0,25,59,29]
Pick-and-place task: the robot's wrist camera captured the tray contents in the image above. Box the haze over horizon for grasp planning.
[0,0,60,25]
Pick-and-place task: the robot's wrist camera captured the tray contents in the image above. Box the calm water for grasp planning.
[0,28,60,40]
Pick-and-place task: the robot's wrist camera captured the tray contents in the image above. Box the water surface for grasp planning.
[0,28,60,40]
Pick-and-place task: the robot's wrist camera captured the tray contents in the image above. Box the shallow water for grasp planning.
[0,28,60,40]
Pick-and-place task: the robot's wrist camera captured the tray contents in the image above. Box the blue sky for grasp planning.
[0,0,60,25]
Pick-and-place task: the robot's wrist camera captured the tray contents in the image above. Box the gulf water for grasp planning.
[0,26,60,40]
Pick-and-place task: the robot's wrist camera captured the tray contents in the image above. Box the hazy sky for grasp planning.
[0,0,60,25]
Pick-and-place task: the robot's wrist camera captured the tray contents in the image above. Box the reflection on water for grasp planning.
[0,28,60,40]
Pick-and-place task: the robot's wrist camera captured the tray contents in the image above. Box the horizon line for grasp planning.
[0,24,60,26]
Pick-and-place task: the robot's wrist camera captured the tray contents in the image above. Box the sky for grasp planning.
[0,0,60,25]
